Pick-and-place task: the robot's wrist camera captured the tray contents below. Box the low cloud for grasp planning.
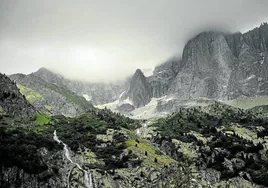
[0,0,267,82]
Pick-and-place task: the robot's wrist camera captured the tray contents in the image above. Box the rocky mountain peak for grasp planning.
[134,68,144,76]
[33,67,66,87]
[34,67,53,77]
[123,69,152,108]
[131,69,148,86]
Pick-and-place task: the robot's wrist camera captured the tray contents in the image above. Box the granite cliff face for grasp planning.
[0,73,35,116]
[226,23,268,98]
[148,57,181,98]
[170,23,268,101]
[169,32,236,100]
[122,23,268,109]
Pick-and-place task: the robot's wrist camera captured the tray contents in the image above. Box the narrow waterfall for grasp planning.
[53,130,93,188]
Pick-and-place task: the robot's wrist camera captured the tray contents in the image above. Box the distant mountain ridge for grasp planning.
[9,72,93,117]
[32,67,127,105]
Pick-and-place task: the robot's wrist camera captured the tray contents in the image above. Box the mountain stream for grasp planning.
[53,130,93,188]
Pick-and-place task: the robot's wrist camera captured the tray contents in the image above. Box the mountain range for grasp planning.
[7,23,268,118]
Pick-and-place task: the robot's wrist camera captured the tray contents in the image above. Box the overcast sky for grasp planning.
[0,0,268,82]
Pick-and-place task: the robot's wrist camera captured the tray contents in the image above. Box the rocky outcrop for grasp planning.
[116,103,135,113]
[0,149,67,188]
[0,73,35,117]
[122,69,152,108]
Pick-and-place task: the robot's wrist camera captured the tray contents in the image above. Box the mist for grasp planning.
[0,0,268,82]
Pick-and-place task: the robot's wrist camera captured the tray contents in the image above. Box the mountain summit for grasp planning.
[122,69,152,108]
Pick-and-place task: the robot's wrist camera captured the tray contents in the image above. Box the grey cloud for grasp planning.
[0,0,267,82]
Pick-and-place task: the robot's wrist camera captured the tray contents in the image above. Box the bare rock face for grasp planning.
[148,57,181,98]
[168,32,235,100]
[0,73,35,117]
[122,69,152,108]
[227,23,268,98]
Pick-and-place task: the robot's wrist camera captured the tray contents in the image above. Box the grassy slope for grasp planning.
[17,75,92,114]
[224,96,268,109]
[44,82,91,109]
[126,138,176,167]
[17,84,44,103]
[34,113,50,125]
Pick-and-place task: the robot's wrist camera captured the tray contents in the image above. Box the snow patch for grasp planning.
[119,91,125,99]
[96,95,214,119]
[164,95,174,102]
[143,68,155,77]
[95,97,133,110]
[129,96,167,119]
[83,94,91,101]
[123,97,133,105]
[246,75,256,81]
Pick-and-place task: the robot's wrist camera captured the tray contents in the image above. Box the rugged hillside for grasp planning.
[2,97,267,187]
[0,73,35,116]
[32,67,127,105]
[0,108,184,188]
[9,73,93,117]
[1,70,268,187]
[149,102,268,187]
[120,23,268,110]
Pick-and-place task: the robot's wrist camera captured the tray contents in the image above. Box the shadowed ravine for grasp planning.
[53,130,93,188]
